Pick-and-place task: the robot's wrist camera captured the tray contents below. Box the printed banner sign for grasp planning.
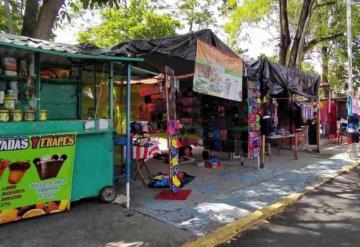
[193,40,243,102]
[0,133,76,224]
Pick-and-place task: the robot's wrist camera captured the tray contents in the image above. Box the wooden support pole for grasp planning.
[316,97,321,153]
[260,135,265,169]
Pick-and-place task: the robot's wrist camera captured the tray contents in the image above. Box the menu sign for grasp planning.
[193,40,243,102]
[0,133,76,224]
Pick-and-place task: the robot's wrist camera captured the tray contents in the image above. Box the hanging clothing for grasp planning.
[308,120,317,145]
[259,104,272,136]
[291,103,303,129]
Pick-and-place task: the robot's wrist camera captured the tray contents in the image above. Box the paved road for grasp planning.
[0,198,192,247]
[222,167,360,247]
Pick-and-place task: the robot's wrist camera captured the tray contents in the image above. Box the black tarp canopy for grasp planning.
[103,29,320,99]
[247,57,320,99]
[106,29,237,76]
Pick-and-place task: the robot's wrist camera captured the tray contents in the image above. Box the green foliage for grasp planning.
[224,0,360,92]
[0,1,22,34]
[176,0,217,31]
[300,61,316,73]
[224,0,274,46]
[77,0,181,48]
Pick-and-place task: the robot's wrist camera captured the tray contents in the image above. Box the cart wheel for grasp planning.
[100,186,116,203]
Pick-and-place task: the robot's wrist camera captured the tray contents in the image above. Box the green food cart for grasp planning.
[0,33,142,224]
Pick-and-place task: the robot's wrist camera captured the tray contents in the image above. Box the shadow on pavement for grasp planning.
[222,168,360,247]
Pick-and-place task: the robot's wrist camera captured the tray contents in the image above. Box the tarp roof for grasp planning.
[106,29,238,76]
[247,57,320,99]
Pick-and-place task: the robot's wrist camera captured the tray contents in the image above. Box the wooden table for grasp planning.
[132,142,161,185]
[260,133,298,168]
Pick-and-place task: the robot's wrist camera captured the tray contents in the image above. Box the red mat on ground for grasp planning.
[154,189,192,200]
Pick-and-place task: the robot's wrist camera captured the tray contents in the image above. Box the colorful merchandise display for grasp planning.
[165,66,182,193]
[247,80,261,158]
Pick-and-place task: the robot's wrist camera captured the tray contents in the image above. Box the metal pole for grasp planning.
[34,52,41,120]
[109,62,114,120]
[347,0,353,115]
[125,63,132,209]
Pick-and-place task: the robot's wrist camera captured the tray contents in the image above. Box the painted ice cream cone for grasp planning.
[33,154,67,180]
[8,162,30,184]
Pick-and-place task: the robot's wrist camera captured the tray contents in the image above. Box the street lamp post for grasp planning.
[347,0,353,115]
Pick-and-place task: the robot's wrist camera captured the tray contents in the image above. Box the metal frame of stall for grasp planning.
[0,33,142,206]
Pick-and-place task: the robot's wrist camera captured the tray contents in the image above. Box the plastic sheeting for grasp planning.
[97,29,320,99]
[105,29,237,76]
[247,57,320,99]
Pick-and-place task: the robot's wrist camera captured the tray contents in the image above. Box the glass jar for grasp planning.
[10,110,22,122]
[0,110,9,122]
[4,97,15,110]
[39,110,47,121]
[24,110,35,121]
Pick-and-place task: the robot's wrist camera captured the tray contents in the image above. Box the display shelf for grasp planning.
[0,75,81,84]
[0,74,26,81]
[0,120,113,136]
[42,78,81,84]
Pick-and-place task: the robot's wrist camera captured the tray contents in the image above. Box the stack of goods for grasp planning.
[199,94,247,154]
[40,69,70,79]
[247,80,261,158]
[2,57,18,101]
[0,57,48,123]
[176,86,202,147]
[136,85,166,130]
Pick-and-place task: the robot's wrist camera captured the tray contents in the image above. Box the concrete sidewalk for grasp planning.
[0,199,192,247]
[0,143,355,247]
[130,144,355,237]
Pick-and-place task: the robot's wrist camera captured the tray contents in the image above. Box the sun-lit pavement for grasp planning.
[130,144,355,236]
[221,167,360,247]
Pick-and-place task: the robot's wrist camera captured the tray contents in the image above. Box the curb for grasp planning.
[182,161,360,247]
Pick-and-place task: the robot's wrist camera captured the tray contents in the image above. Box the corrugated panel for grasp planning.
[0,33,83,54]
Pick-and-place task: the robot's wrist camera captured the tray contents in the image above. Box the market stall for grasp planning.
[247,57,321,167]
[0,33,143,224]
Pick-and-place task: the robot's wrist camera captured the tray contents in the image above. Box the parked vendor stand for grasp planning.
[247,58,321,167]
[0,33,144,224]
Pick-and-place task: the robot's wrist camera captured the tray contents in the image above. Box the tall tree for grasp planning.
[0,0,123,40]
[77,0,181,48]
[287,0,313,67]
[176,0,217,32]
[4,0,14,34]
[224,0,355,68]
[279,0,290,65]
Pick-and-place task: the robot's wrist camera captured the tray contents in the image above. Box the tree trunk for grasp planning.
[33,0,65,40]
[21,0,40,37]
[279,0,291,66]
[189,21,193,32]
[295,1,315,68]
[4,0,15,34]
[288,0,313,68]
[321,45,329,83]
